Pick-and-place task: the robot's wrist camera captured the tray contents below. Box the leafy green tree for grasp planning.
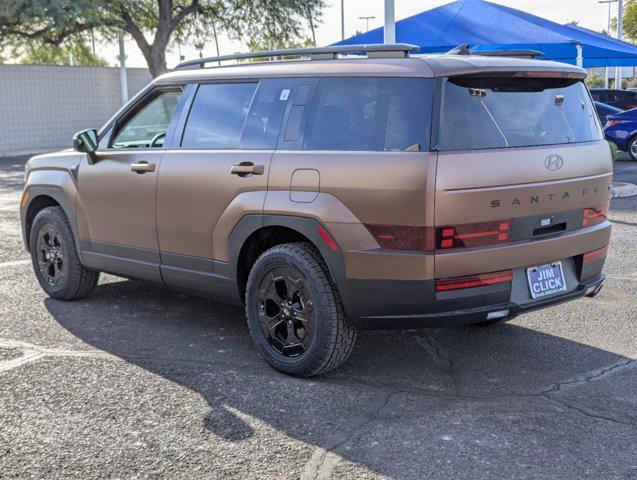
[9,35,106,66]
[0,0,325,77]
[585,73,604,89]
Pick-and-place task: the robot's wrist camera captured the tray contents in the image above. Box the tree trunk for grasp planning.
[143,46,168,77]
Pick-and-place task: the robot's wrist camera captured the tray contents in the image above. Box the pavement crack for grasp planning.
[301,390,400,480]
[539,357,636,396]
[414,332,460,395]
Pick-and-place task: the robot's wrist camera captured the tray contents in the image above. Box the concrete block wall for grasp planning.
[0,64,151,155]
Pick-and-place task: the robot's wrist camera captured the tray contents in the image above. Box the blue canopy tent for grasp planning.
[334,0,637,68]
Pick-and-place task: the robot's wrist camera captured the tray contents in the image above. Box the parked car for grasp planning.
[590,88,637,110]
[20,45,611,376]
[603,108,637,160]
[594,101,623,125]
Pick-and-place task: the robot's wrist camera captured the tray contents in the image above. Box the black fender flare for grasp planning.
[22,186,82,261]
[223,214,351,313]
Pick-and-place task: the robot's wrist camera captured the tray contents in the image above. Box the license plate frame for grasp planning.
[526,261,567,299]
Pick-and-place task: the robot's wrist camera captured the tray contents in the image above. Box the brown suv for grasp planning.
[20,44,611,376]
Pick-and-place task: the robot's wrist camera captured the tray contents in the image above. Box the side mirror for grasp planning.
[73,129,98,164]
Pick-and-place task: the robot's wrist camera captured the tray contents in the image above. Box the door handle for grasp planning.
[131,161,156,174]
[230,163,264,176]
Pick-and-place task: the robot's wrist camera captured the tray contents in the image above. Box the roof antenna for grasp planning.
[445,44,471,56]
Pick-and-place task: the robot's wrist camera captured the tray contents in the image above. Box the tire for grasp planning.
[245,242,357,377]
[627,135,637,161]
[29,206,99,300]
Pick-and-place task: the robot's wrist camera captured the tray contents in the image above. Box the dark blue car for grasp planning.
[603,106,637,161]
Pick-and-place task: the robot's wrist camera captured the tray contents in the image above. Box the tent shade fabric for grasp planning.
[334,0,637,68]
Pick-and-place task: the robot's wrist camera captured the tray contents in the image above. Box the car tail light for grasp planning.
[582,205,609,227]
[583,246,608,264]
[364,224,434,251]
[435,220,511,249]
[435,270,513,292]
[605,119,621,128]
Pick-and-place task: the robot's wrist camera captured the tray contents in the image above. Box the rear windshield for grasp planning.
[438,77,602,151]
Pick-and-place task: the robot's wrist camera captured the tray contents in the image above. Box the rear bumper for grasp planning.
[348,274,604,330]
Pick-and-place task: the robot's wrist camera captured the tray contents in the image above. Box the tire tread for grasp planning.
[30,206,99,300]
[246,242,356,377]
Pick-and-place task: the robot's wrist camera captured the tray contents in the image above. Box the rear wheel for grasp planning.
[29,206,99,300]
[245,243,356,377]
[627,135,637,161]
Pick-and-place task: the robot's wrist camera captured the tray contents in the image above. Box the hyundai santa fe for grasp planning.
[20,44,612,376]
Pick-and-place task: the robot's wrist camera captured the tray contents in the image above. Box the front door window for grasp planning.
[112,90,182,148]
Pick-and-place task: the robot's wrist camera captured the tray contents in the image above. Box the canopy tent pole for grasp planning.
[384,0,396,44]
[341,0,345,40]
[576,44,583,67]
[599,0,618,88]
[616,0,624,88]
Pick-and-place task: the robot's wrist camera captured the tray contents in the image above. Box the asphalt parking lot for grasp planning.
[0,154,635,479]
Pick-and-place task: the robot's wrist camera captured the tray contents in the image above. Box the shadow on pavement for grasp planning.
[44,277,632,476]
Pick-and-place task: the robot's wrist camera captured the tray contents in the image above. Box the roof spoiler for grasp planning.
[175,43,420,70]
[445,44,545,59]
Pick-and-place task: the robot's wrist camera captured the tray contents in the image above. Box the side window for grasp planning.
[111,90,182,148]
[240,78,293,149]
[181,83,257,149]
[303,78,432,151]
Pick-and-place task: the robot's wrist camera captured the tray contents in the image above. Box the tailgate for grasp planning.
[434,141,612,277]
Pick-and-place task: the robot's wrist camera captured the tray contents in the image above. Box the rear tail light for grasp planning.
[364,220,512,251]
[364,224,434,251]
[582,205,609,227]
[435,270,513,292]
[605,119,621,128]
[583,246,608,264]
[436,220,511,249]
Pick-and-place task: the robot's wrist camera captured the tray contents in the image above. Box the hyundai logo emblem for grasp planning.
[544,154,564,171]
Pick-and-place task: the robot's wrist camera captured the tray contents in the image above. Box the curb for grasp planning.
[612,182,637,198]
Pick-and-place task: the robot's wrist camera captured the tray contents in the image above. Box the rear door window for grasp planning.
[438,77,601,151]
[181,83,257,149]
[303,77,433,151]
[240,78,293,149]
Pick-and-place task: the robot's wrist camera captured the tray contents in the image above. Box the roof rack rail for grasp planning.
[444,44,544,59]
[175,43,420,70]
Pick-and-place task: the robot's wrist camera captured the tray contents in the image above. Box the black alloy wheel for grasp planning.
[35,222,66,288]
[257,265,317,357]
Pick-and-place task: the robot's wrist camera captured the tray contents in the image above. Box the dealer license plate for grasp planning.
[526,262,567,299]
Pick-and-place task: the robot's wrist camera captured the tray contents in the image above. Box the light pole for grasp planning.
[118,30,128,104]
[358,16,375,32]
[599,0,618,88]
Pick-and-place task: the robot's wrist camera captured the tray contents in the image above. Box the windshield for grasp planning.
[438,77,602,151]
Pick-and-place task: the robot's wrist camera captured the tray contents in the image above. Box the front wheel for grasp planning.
[29,206,99,300]
[627,136,637,161]
[245,243,357,377]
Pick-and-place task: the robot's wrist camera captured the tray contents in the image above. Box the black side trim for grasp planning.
[160,251,239,303]
[80,239,162,282]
